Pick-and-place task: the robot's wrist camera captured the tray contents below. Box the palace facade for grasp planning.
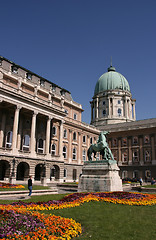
[0,57,99,184]
[90,64,156,181]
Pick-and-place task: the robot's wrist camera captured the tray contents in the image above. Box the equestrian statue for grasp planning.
[87,131,116,163]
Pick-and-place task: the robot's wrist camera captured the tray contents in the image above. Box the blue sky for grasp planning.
[1,0,156,123]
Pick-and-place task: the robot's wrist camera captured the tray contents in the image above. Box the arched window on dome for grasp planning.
[103,110,106,116]
[118,108,122,116]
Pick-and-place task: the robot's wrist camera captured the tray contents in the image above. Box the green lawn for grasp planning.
[143,185,156,188]
[0,194,156,240]
[0,184,50,191]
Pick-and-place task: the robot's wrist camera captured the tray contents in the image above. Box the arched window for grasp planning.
[73,132,77,141]
[51,144,56,156]
[72,148,77,160]
[64,169,67,178]
[103,110,106,116]
[6,131,13,148]
[133,170,139,180]
[118,108,122,116]
[122,171,128,179]
[38,138,44,153]
[145,150,150,162]
[63,146,67,158]
[122,152,127,162]
[63,129,67,138]
[145,170,151,179]
[82,149,86,161]
[133,151,139,162]
[83,135,86,143]
[52,126,56,136]
[23,135,30,151]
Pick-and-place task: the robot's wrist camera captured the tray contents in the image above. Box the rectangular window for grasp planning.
[74,113,77,120]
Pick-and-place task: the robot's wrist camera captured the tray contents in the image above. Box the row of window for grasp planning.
[112,135,151,147]
[117,150,151,163]
[102,108,122,116]
[5,131,87,160]
[122,170,152,179]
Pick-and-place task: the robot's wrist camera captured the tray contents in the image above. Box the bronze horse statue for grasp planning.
[87,131,115,162]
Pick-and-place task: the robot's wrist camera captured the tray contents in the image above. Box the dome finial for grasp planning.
[108,57,116,72]
[110,56,112,67]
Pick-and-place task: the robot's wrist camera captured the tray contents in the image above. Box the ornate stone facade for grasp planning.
[0,57,99,184]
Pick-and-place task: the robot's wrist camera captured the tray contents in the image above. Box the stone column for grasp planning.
[91,102,93,122]
[132,102,136,120]
[124,97,127,118]
[118,138,122,165]
[108,98,111,118]
[12,105,21,152]
[68,129,72,163]
[151,134,155,161]
[59,120,64,158]
[45,116,52,155]
[30,111,38,155]
[139,135,144,165]
[0,112,6,148]
[78,132,81,164]
[96,97,99,119]
[128,137,132,165]
[17,116,23,150]
[112,98,114,117]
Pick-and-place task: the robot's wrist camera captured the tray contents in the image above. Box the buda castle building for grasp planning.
[0,56,156,185]
[0,57,99,184]
[90,64,156,181]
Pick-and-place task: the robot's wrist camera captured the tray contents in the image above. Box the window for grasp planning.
[112,151,117,161]
[133,136,138,144]
[52,126,56,136]
[145,170,151,179]
[90,137,93,144]
[122,152,127,162]
[63,146,67,158]
[73,132,77,141]
[74,113,77,120]
[122,171,128,179]
[38,138,44,153]
[63,129,67,138]
[118,100,121,104]
[26,73,32,80]
[118,108,122,116]
[145,150,150,162]
[103,101,105,105]
[133,151,139,162]
[23,135,30,151]
[122,138,127,146]
[60,90,65,96]
[11,66,18,74]
[82,149,86,161]
[133,170,139,179]
[103,110,106,116]
[83,135,86,143]
[40,79,45,86]
[144,135,150,144]
[51,144,56,156]
[6,131,13,148]
[52,85,56,92]
[112,138,117,147]
[72,148,77,160]
[64,169,67,178]
[64,109,68,114]
[96,152,100,161]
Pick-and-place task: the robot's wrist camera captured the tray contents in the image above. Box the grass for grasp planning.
[0,194,156,240]
[143,185,156,188]
[0,184,50,191]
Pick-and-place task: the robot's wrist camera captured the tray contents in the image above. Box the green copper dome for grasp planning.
[94,65,130,96]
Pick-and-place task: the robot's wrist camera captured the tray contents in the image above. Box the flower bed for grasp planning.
[0,182,25,189]
[0,191,156,239]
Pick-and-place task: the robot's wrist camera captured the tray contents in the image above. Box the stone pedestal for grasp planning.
[78,161,123,192]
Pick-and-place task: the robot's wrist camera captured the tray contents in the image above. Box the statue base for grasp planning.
[78,161,123,192]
